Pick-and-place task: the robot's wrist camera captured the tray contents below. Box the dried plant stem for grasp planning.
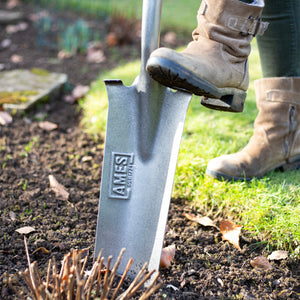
[21,244,161,300]
[111,258,134,300]
[117,262,148,300]
[104,248,126,299]
[46,259,51,291]
[140,272,162,300]
[24,237,37,296]
[95,257,104,296]
[100,255,112,299]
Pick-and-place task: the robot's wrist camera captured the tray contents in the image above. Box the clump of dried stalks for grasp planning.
[20,237,161,300]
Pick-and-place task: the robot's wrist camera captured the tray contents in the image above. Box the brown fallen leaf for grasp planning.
[162,31,178,46]
[0,111,13,126]
[10,54,23,63]
[219,220,242,251]
[32,247,50,255]
[9,211,16,221]
[57,49,73,60]
[160,244,176,269]
[183,212,218,229]
[86,48,106,64]
[267,250,289,261]
[106,32,118,47]
[72,85,89,100]
[15,226,36,234]
[6,0,20,9]
[81,156,93,163]
[38,121,58,131]
[63,94,75,104]
[250,256,272,270]
[49,175,69,200]
[64,85,90,104]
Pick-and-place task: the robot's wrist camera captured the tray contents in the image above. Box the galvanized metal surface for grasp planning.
[95,0,192,277]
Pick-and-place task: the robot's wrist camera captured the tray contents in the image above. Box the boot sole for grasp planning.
[206,157,300,182]
[146,56,246,113]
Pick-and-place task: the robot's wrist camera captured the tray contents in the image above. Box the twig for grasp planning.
[111,258,134,300]
[24,236,37,298]
[117,262,148,300]
[46,259,51,292]
[95,257,104,297]
[85,261,99,299]
[140,272,162,300]
[67,273,74,300]
[106,248,126,293]
[124,269,156,298]
[100,255,112,299]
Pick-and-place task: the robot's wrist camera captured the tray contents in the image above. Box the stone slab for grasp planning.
[0,69,67,114]
[0,10,24,24]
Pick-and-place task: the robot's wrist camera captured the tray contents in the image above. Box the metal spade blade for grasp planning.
[95,0,192,277]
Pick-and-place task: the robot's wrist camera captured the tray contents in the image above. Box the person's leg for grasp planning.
[257,0,300,78]
[146,0,267,112]
[206,0,300,181]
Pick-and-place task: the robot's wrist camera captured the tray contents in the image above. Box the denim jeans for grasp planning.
[257,0,300,77]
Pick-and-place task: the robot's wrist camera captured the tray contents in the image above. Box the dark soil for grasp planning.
[0,1,299,299]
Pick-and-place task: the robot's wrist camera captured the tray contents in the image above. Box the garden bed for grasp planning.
[0,1,299,299]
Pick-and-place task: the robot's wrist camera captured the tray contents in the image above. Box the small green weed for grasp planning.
[25,208,33,216]
[22,179,28,191]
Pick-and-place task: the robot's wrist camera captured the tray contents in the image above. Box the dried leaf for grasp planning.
[268,250,289,261]
[17,22,28,31]
[57,50,73,60]
[217,278,224,287]
[72,85,89,100]
[86,48,106,63]
[49,175,69,200]
[0,111,13,126]
[219,220,242,251]
[106,32,118,47]
[9,211,16,221]
[183,212,218,229]
[166,284,179,291]
[82,156,92,163]
[38,121,58,131]
[15,226,36,234]
[6,0,20,9]
[160,244,175,269]
[250,256,272,270]
[1,38,12,49]
[63,94,75,104]
[162,31,178,46]
[6,25,19,34]
[10,54,23,63]
[32,247,50,255]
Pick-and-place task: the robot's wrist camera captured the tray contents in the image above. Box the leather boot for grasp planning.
[206,77,300,181]
[146,0,268,112]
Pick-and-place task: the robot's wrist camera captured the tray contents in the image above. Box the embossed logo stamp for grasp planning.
[109,152,134,200]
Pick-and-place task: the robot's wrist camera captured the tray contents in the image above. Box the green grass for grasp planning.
[81,41,300,256]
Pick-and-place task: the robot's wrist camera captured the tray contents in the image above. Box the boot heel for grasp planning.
[283,157,300,171]
[201,92,246,113]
